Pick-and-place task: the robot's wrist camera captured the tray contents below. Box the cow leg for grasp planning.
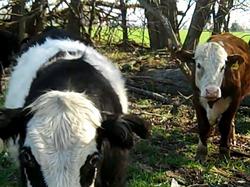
[194,100,211,163]
[0,71,2,94]
[196,123,211,163]
[230,117,236,146]
[218,98,240,159]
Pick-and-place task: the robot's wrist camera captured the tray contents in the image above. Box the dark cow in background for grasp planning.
[0,28,150,187]
[0,30,20,93]
[181,33,250,162]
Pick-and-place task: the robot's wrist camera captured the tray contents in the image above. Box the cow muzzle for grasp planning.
[203,85,221,101]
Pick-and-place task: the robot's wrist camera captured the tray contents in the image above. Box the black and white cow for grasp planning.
[0,29,150,187]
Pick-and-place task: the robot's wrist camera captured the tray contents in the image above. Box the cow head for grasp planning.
[0,92,150,187]
[184,42,244,101]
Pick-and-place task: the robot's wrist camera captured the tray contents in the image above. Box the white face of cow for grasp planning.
[22,91,102,187]
[194,42,228,101]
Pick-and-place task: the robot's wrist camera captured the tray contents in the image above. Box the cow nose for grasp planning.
[205,86,220,99]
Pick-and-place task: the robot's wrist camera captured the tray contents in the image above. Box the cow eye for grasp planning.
[89,152,101,167]
[197,63,201,69]
[220,66,225,72]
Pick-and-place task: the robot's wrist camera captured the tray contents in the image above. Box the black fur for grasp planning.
[24,59,122,115]
[21,27,84,54]
[0,30,20,68]
[19,147,47,187]
[0,29,150,187]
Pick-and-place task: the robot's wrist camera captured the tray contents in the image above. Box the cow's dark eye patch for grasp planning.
[19,147,36,167]
[197,63,201,69]
[89,152,101,167]
[19,147,47,187]
[80,152,101,186]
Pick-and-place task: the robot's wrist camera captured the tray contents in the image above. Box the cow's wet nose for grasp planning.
[205,86,221,99]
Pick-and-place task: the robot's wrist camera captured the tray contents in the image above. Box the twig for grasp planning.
[127,85,170,104]
[127,75,176,86]
[138,111,162,117]
[173,57,192,82]
[231,147,250,158]
[177,91,192,100]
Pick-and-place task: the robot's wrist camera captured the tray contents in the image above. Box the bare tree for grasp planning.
[120,0,128,47]
[161,0,180,41]
[26,0,47,37]
[139,0,180,50]
[9,0,26,40]
[182,0,215,51]
[65,0,82,37]
[88,0,96,37]
[212,0,233,34]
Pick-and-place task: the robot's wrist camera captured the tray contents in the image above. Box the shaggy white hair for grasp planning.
[24,91,101,187]
[5,38,128,113]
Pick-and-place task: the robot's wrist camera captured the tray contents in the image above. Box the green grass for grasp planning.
[127,96,250,187]
[93,27,250,46]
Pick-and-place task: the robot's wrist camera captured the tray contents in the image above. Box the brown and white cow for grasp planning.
[181,33,250,162]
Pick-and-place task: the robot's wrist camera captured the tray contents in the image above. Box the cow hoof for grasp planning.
[219,147,230,160]
[195,146,208,163]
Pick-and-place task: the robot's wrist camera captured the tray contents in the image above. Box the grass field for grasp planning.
[0,30,250,186]
[93,27,250,46]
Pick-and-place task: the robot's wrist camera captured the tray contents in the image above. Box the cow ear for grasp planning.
[120,114,151,139]
[100,115,134,149]
[227,54,244,67]
[99,114,151,149]
[0,108,24,139]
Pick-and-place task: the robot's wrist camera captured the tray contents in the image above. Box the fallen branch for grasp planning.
[127,85,170,104]
[127,75,177,86]
[231,147,250,158]
[187,184,209,187]
[138,110,162,117]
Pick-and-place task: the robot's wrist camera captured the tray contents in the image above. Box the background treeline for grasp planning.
[0,0,249,51]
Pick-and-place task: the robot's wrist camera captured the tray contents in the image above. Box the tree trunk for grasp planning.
[223,0,233,32]
[145,8,165,50]
[66,0,81,37]
[18,0,26,41]
[88,0,96,37]
[26,0,47,37]
[9,0,26,41]
[140,0,180,50]
[212,0,232,35]
[182,0,215,51]
[161,0,180,41]
[223,13,230,32]
[120,0,128,47]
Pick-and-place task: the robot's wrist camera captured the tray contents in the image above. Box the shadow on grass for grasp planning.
[128,119,250,187]
[128,125,199,186]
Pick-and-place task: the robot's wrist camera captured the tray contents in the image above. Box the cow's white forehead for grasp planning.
[194,42,228,67]
[194,42,228,96]
[24,91,101,187]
